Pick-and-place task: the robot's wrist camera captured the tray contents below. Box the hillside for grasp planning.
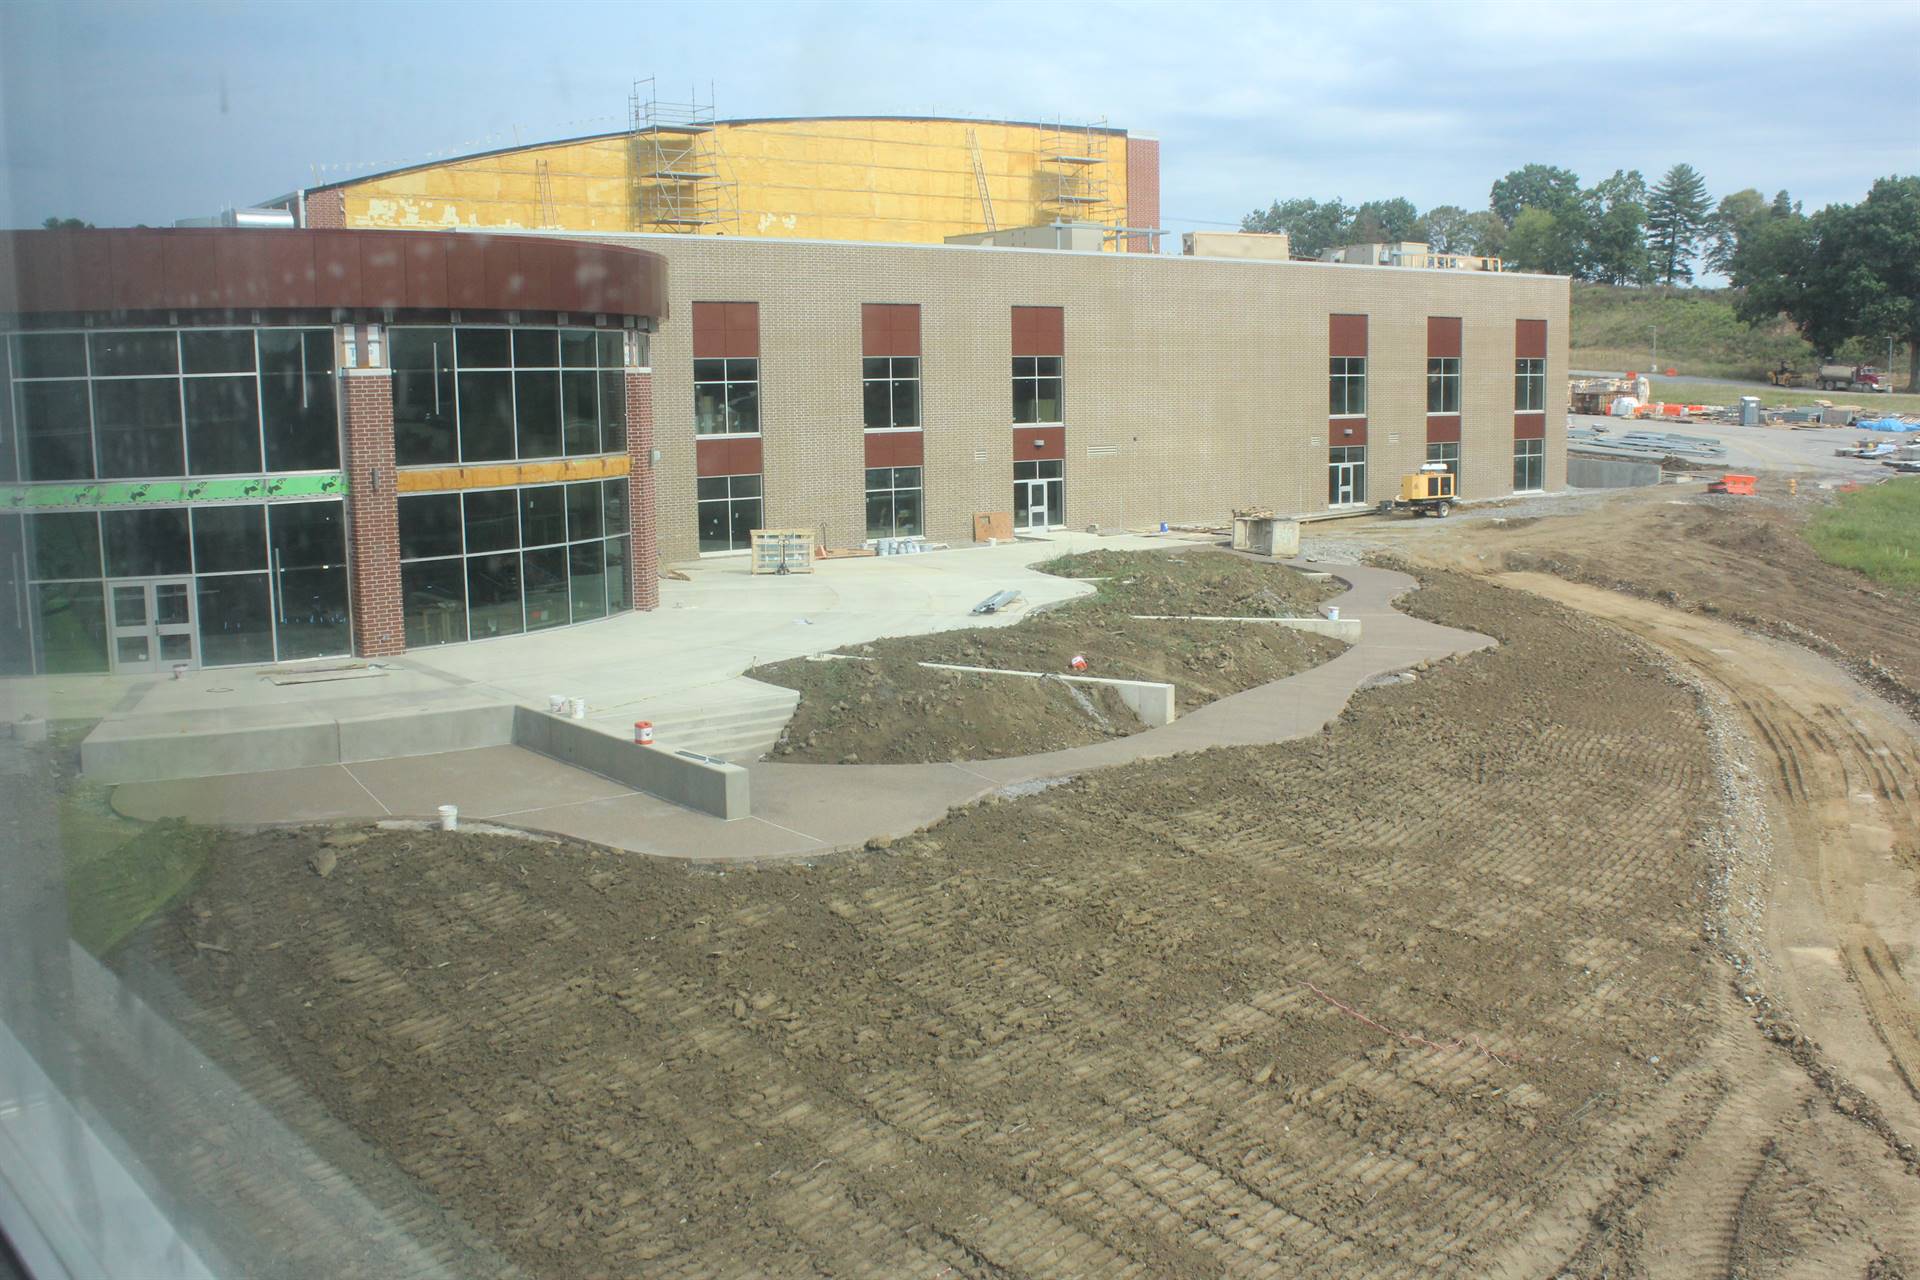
[1569,283,1909,386]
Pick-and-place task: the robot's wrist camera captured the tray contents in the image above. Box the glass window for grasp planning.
[181,329,256,375]
[697,473,762,552]
[456,371,513,461]
[561,329,598,369]
[569,542,607,622]
[598,330,625,369]
[102,508,191,578]
[562,370,600,456]
[402,559,468,648]
[514,369,561,459]
[33,582,107,673]
[523,546,569,630]
[1515,358,1546,412]
[863,356,921,430]
[89,330,178,377]
[27,512,101,580]
[1426,441,1461,493]
[184,376,262,474]
[566,481,603,542]
[605,536,631,613]
[191,505,267,574]
[599,369,626,452]
[18,381,95,479]
[259,329,338,471]
[513,328,559,368]
[268,501,349,659]
[195,573,274,667]
[695,358,759,435]
[1330,356,1367,416]
[13,332,87,378]
[865,466,924,540]
[1012,357,1063,424]
[398,493,463,560]
[1427,356,1461,414]
[92,378,183,477]
[467,552,523,638]
[1514,437,1546,492]
[603,477,629,536]
[392,327,456,466]
[458,327,512,369]
[463,489,518,552]
[520,485,566,547]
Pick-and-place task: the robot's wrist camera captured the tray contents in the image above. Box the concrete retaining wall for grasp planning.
[1568,453,1661,489]
[918,662,1178,726]
[511,708,749,820]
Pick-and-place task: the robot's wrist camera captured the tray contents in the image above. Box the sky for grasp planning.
[1,0,1915,240]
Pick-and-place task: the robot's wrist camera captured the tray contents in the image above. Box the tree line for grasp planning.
[1243,168,1920,388]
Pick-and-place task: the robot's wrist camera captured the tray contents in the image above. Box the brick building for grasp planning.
[1,225,1567,676]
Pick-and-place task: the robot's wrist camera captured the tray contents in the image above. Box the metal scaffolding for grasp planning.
[628,79,737,233]
[1035,120,1115,229]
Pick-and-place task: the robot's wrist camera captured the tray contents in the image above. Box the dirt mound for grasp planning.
[755,548,1345,763]
[134,570,1766,1278]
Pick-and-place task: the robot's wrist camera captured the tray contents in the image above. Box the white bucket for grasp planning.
[548,694,568,714]
[569,697,587,719]
[438,804,458,831]
[1326,606,1340,621]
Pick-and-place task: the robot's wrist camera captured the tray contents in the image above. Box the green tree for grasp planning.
[1704,188,1769,275]
[1490,164,1583,226]
[1647,163,1712,285]
[1580,170,1652,284]
[1464,210,1508,258]
[41,216,94,230]
[1349,197,1424,243]
[1241,197,1352,257]
[1422,204,1474,253]
[1732,176,1920,389]
[1504,207,1582,276]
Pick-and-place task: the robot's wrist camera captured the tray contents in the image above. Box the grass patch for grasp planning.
[1646,377,1920,415]
[1805,478,1920,591]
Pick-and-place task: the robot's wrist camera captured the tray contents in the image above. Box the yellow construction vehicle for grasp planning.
[1379,464,1456,517]
[1766,363,1803,388]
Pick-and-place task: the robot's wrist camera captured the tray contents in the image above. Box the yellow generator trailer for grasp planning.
[1380,465,1457,517]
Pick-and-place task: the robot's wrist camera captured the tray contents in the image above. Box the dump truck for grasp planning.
[1378,464,1456,517]
[1817,362,1890,393]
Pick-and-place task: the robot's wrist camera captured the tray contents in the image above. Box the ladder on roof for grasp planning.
[534,159,558,229]
[967,129,996,232]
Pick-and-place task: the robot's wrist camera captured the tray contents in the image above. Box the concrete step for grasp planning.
[661,719,793,762]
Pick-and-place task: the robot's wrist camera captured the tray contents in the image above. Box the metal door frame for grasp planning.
[108,577,199,675]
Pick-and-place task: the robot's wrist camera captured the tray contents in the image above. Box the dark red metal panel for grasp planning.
[1516,318,1547,359]
[1426,415,1462,444]
[864,431,924,468]
[724,302,759,358]
[695,435,763,477]
[405,234,450,309]
[893,303,920,356]
[1329,418,1367,446]
[1514,412,1547,439]
[1012,306,1064,356]
[1013,425,1065,459]
[0,229,667,320]
[1329,313,1368,357]
[1427,316,1462,357]
[861,303,886,356]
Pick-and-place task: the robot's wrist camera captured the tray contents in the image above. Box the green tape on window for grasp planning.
[0,473,347,510]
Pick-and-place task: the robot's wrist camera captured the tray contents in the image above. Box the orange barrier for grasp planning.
[1707,473,1756,495]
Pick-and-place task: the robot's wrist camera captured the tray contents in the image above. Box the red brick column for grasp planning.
[344,369,406,656]
[625,365,659,611]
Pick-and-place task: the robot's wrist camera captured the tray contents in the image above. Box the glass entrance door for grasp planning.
[109,578,198,674]
[1327,446,1367,507]
[1013,461,1064,530]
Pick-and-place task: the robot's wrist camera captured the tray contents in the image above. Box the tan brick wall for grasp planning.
[587,235,1569,564]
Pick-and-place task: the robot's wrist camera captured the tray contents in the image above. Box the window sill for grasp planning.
[694,432,763,440]
[863,426,924,434]
[1328,413,1367,421]
[1012,423,1065,429]
[1425,411,1461,418]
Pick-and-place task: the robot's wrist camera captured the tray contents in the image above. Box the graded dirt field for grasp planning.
[752,548,1344,764]
[121,567,1912,1278]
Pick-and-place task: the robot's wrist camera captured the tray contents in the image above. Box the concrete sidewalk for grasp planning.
[112,561,1493,862]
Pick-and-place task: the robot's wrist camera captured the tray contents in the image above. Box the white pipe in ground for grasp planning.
[438,804,458,831]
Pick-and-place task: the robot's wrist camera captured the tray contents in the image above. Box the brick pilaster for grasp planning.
[625,365,659,611]
[344,368,406,656]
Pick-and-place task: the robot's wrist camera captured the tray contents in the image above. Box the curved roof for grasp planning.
[0,228,668,321]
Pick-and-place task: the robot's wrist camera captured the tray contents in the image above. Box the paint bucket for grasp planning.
[569,697,587,719]
[548,694,568,714]
[438,804,458,831]
[634,720,655,746]
[1069,654,1088,672]
[1326,606,1340,621]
